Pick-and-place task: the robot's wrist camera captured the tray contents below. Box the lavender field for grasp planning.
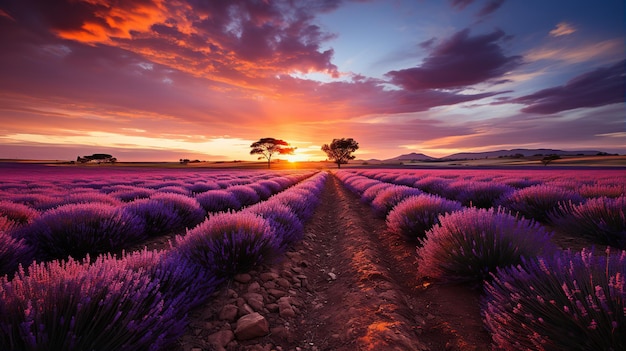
[1,164,625,350]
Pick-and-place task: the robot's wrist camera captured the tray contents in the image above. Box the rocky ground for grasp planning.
[177,173,492,351]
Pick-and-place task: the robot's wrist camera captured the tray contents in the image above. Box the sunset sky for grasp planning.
[0,0,624,162]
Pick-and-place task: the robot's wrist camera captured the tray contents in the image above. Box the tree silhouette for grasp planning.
[321,138,359,168]
[250,138,296,168]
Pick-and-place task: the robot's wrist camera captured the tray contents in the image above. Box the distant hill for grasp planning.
[441,149,604,160]
[386,152,437,162]
[383,148,607,162]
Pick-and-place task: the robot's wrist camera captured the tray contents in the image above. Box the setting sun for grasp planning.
[285,153,308,163]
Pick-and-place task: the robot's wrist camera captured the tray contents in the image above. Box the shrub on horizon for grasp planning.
[195,190,242,213]
[416,207,557,285]
[482,248,625,351]
[0,256,186,351]
[174,212,279,278]
[499,184,585,222]
[370,185,423,218]
[19,203,146,261]
[549,196,626,249]
[387,194,463,241]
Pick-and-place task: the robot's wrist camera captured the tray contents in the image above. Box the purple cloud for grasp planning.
[504,59,625,114]
[385,29,521,90]
[450,0,475,10]
[477,0,505,17]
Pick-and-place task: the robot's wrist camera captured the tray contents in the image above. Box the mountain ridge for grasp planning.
[385,148,608,162]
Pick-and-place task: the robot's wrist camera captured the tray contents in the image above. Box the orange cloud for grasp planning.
[549,22,576,37]
[56,0,167,43]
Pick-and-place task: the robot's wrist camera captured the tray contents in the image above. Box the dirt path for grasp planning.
[180,172,491,350]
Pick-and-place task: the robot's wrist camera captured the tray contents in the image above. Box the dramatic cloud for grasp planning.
[550,22,576,37]
[503,59,625,114]
[0,0,341,87]
[0,0,623,160]
[385,29,521,90]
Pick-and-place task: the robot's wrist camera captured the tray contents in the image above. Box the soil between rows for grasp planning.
[178,172,492,351]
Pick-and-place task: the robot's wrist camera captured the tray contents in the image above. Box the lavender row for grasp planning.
[0,172,328,351]
[0,170,318,277]
[335,170,625,349]
[338,169,626,249]
[335,171,555,283]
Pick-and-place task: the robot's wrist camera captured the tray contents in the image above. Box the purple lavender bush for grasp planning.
[109,186,155,202]
[482,248,625,351]
[499,184,585,222]
[257,180,282,194]
[386,194,463,241]
[5,194,60,211]
[19,203,146,261]
[0,201,39,225]
[154,185,191,196]
[173,212,279,278]
[248,183,273,200]
[416,207,557,285]
[370,185,423,218]
[125,193,206,237]
[0,227,34,277]
[228,185,261,207]
[195,190,243,213]
[186,181,221,194]
[361,183,394,204]
[454,182,514,209]
[246,202,304,249]
[578,183,625,199]
[549,195,626,249]
[62,192,123,207]
[414,176,453,197]
[120,249,222,312]
[0,256,187,351]
[272,190,316,222]
[344,177,380,194]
